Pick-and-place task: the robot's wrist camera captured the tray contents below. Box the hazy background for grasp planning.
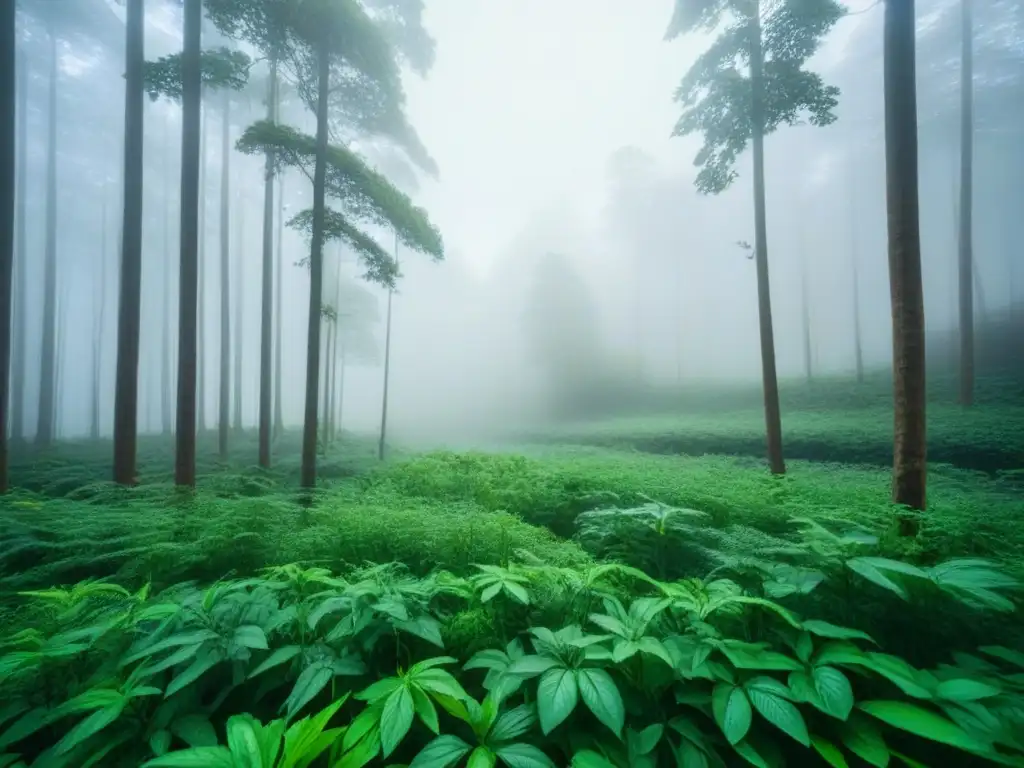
[11,0,1022,445]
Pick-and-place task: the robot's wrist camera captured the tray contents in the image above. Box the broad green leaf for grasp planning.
[860,654,932,699]
[394,615,446,648]
[845,559,925,600]
[504,582,530,605]
[570,751,617,768]
[249,645,302,679]
[611,640,640,664]
[143,643,204,676]
[411,686,440,735]
[409,734,472,768]
[166,652,224,698]
[802,620,875,644]
[631,723,664,755]
[122,631,220,666]
[142,747,234,767]
[934,678,1001,702]
[813,666,855,720]
[226,715,265,766]
[150,730,172,757]
[464,650,510,672]
[811,736,849,768]
[55,703,125,755]
[232,625,269,651]
[381,686,415,757]
[674,739,709,768]
[285,663,333,721]
[414,669,469,701]
[711,683,752,745]
[858,700,989,752]
[506,656,560,678]
[731,739,770,768]
[172,715,219,748]
[357,677,405,703]
[481,583,502,603]
[841,714,889,768]
[467,746,497,768]
[744,677,809,746]
[0,708,52,750]
[488,704,537,743]
[494,743,557,768]
[536,668,578,734]
[576,669,623,737]
[979,645,1024,669]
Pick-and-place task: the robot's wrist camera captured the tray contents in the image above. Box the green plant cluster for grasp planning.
[0,552,1020,767]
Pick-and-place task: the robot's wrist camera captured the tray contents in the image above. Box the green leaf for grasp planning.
[811,736,849,768]
[934,678,1001,702]
[674,739,709,768]
[846,558,927,600]
[380,686,415,757]
[570,751,617,768]
[494,743,557,768]
[488,704,537,743]
[414,669,469,701]
[507,656,560,678]
[0,707,52,751]
[411,686,440,735]
[858,700,990,752]
[979,645,1024,669]
[122,630,220,666]
[409,734,472,768]
[744,677,809,746]
[285,663,333,721]
[142,747,235,767]
[226,715,267,766]
[802,620,875,644]
[394,615,446,648]
[503,582,530,605]
[143,643,204,676]
[841,714,889,768]
[55,703,125,755]
[575,668,624,737]
[150,730,172,757]
[631,723,664,755]
[711,683,752,745]
[468,746,497,768]
[232,625,269,651]
[357,677,405,703]
[166,651,223,698]
[536,668,579,734]
[813,666,855,720]
[249,645,302,679]
[464,650,510,672]
[172,715,219,748]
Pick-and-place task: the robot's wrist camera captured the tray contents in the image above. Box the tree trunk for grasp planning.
[259,60,278,467]
[336,340,346,436]
[113,0,145,485]
[232,182,244,431]
[10,33,26,446]
[0,0,14,489]
[91,190,108,441]
[848,175,865,383]
[162,116,173,434]
[957,0,974,406]
[175,0,202,488]
[378,232,397,461]
[274,174,284,437]
[883,0,927,532]
[36,28,59,446]
[55,285,65,438]
[300,39,330,489]
[799,238,813,384]
[218,88,231,459]
[326,269,341,443]
[748,5,785,475]
[197,95,207,435]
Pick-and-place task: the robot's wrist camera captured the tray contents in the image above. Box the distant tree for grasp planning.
[10,35,27,447]
[0,0,14,492]
[883,0,927,533]
[664,0,844,475]
[112,0,145,485]
[957,0,974,406]
[847,176,864,384]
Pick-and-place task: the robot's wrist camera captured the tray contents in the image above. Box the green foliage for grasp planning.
[289,207,399,288]
[237,120,443,262]
[142,48,252,101]
[665,0,844,193]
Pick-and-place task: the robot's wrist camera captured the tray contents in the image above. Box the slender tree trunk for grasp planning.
[175,0,202,488]
[10,34,26,446]
[197,96,208,435]
[884,0,927,531]
[233,185,244,431]
[799,236,813,384]
[748,5,785,475]
[91,190,108,441]
[336,339,346,436]
[326,269,341,442]
[957,0,974,406]
[218,88,231,458]
[274,174,284,436]
[0,0,14,489]
[259,60,278,467]
[162,116,173,434]
[113,0,145,484]
[36,28,59,446]
[848,174,865,383]
[318,319,329,454]
[378,232,397,461]
[300,39,330,489]
[55,286,65,438]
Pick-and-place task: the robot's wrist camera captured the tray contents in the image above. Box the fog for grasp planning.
[9,0,1023,448]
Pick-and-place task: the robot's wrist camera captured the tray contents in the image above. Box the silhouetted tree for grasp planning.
[958,0,974,406]
[0,0,14,492]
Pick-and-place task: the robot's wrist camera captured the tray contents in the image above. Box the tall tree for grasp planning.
[0,0,14,491]
[378,235,396,461]
[113,0,146,485]
[92,190,110,442]
[11,34,27,445]
[848,173,864,384]
[162,116,174,435]
[36,25,59,446]
[957,0,974,406]
[884,0,927,532]
[218,87,231,458]
[664,0,843,475]
[273,174,284,437]
[175,0,204,487]
[799,235,813,384]
[232,182,244,432]
[258,61,278,467]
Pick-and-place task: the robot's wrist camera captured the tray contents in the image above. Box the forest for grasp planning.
[0,0,1022,766]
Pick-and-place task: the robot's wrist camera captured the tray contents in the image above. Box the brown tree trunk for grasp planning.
[378,233,397,461]
[0,0,14,490]
[113,0,145,484]
[36,27,59,446]
[957,0,974,406]
[274,174,284,437]
[91,189,108,441]
[259,60,278,467]
[175,0,203,487]
[162,116,173,435]
[218,88,231,459]
[749,4,785,474]
[10,32,26,447]
[233,183,244,432]
[883,0,927,532]
[300,38,330,489]
[197,95,208,435]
